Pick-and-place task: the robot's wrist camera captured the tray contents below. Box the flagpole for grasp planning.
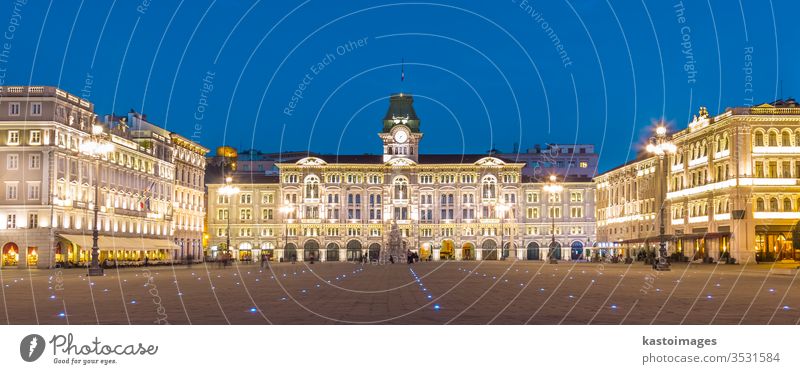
[400,57,405,92]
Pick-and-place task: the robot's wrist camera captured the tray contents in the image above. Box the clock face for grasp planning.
[394,130,408,143]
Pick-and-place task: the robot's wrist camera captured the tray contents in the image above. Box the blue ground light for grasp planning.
[58,312,66,318]
[130,300,137,304]
[250,307,258,313]
[434,304,441,311]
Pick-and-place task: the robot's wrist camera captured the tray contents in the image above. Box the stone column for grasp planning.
[18,246,28,269]
[339,248,346,262]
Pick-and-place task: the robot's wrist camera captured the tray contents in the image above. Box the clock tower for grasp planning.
[380,93,423,163]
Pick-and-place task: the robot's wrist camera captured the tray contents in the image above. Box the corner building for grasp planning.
[206,93,596,262]
[0,86,206,269]
[596,100,800,263]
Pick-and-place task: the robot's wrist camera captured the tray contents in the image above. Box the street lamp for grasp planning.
[81,124,115,276]
[218,177,240,260]
[543,175,563,264]
[496,203,510,260]
[646,124,677,271]
[279,205,295,262]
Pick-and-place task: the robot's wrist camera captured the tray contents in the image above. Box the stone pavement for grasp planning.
[0,260,797,324]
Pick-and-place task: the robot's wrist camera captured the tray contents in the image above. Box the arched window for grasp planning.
[754,131,764,147]
[722,134,729,150]
[782,131,792,146]
[393,176,408,200]
[769,197,779,211]
[756,198,765,211]
[769,131,778,146]
[784,198,792,211]
[481,175,497,199]
[304,175,320,199]
[795,132,800,147]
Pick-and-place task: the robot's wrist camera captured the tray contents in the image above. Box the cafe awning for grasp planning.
[59,234,179,251]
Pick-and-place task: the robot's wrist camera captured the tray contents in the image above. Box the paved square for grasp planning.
[0,261,798,324]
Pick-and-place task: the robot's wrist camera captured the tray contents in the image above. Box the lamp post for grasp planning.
[543,175,563,264]
[81,124,115,276]
[646,124,677,271]
[218,177,240,260]
[279,205,295,261]
[496,203,510,260]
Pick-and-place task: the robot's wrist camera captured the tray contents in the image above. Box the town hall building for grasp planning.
[206,93,597,262]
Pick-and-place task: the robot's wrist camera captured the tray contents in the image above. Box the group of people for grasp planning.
[216,252,233,268]
[406,251,421,264]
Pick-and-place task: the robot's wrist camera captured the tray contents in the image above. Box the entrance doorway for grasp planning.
[527,242,540,260]
[482,240,498,260]
[570,242,584,260]
[304,240,320,261]
[284,243,297,262]
[326,243,340,262]
[548,242,562,260]
[368,243,381,261]
[462,243,475,260]
[346,240,362,262]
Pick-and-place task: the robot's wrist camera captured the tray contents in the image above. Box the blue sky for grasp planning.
[0,0,796,171]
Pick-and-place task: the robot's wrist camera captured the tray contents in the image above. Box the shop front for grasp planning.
[237,242,254,262]
[461,242,475,260]
[58,234,178,266]
[755,225,799,262]
[260,242,275,261]
[2,242,18,267]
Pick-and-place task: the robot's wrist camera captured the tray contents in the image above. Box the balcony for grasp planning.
[713,213,731,221]
[687,215,709,224]
[752,146,800,155]
[113,207,147,218]
[713,149,730,159]
[753,212,800,219]
[688,156,708,168]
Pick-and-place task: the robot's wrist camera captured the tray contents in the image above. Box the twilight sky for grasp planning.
[0,0,796,172]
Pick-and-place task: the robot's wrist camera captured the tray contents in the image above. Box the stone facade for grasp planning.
[205,93,596,262]
[0,86,206,269]
[595,100,800,263]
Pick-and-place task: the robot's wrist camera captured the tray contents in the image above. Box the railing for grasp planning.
[113,207,147,218]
